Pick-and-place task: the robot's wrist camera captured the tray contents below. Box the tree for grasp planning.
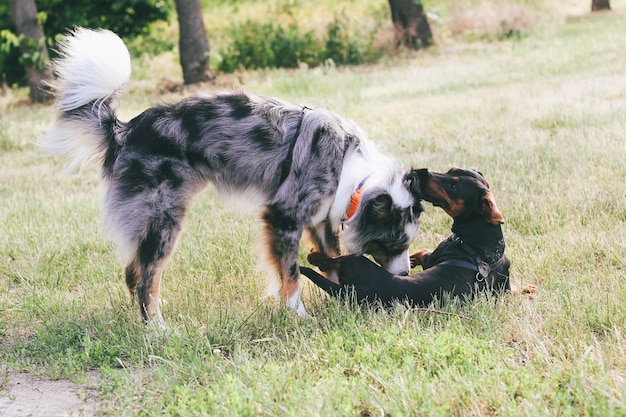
[175,0,214,84]
[388,0,433,49]
[7,0,53,103]
[591,0,611,11]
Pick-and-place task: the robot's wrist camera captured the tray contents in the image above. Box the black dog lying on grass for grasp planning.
[300,168,511,307]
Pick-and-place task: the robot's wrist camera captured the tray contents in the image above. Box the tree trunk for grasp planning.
[591,0,611,11]
[175,0,214,84]
[8,0,53,103]
[388,0,433,49]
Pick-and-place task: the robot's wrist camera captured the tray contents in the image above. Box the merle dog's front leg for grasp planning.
[262,203,307,316]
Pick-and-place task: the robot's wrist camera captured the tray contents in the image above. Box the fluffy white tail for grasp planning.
[54,28,131,111]
[41,28,132,172]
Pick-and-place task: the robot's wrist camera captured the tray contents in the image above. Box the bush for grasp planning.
[324,15,382,67]
[0,29,22,86]
[218,21,323,72]
[0,0,173,87]
[217,13,383,73]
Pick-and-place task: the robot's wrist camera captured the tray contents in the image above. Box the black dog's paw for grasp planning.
[410,249,431,268]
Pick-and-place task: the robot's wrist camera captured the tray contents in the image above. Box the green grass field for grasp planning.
[1,1,626,415]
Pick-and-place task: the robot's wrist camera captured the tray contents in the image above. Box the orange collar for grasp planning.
[344,175,372,221]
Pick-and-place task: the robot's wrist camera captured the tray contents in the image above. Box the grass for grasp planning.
[2,1,626,415]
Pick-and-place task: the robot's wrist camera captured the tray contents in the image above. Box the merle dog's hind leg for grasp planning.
[126,208,184,327]
[125,257,140,299]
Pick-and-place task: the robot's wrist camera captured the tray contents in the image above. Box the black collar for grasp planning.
[279,106,310,185]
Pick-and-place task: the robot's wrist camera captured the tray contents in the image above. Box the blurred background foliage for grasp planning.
[1,0,546,87]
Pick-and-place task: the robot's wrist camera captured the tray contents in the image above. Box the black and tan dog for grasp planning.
[300,168,510,307]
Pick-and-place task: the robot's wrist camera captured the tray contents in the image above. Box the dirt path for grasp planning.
[0,370,101,417]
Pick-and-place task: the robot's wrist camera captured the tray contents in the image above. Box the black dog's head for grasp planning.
[418,168,504,225]
[341,169,424,276]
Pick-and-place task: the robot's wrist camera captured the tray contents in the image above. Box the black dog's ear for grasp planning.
[366,193,392,219]
[471,169,490,188]
[481,190,504,225]
[307,251,342,273]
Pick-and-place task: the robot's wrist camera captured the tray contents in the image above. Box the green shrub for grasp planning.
[324,15,382,66]
[218,21,278,72]
[218,20,323,72]
[217,13,382,73]
[0,29,22,85]
[271,24,322,68]
[124,23,177,59]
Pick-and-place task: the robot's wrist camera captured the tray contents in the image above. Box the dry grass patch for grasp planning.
[445,1,541,41]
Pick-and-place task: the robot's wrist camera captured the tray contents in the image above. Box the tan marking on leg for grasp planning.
[124,257,141,298]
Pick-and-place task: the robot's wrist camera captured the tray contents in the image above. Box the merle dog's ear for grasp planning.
[366,193,392,219]
[404,169,425,199]
[481,191,504,225]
